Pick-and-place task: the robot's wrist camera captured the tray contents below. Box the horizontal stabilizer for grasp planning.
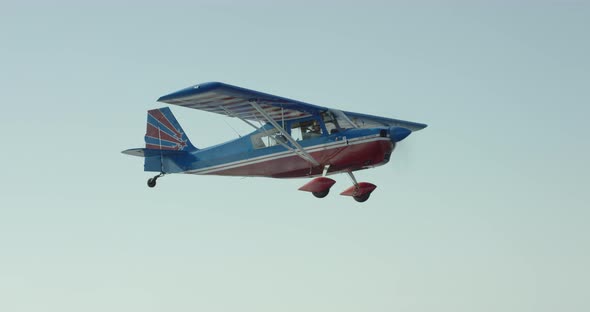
[121,148,189,158]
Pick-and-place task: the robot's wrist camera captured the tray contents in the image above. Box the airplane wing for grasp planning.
[157,82,327,122]
[340,111,428,131]
[157,82,427,131]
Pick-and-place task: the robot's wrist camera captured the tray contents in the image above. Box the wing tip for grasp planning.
[157,81,225,102]
[414,123,428,131]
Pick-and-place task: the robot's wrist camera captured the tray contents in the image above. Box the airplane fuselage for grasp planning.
[145,127,396,179]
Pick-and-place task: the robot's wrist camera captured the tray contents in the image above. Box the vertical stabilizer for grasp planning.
[145,107,197,151]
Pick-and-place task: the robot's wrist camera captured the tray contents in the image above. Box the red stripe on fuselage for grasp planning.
[194,139,394,178]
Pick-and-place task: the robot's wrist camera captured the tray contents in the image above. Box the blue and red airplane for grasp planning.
[123,82,427,202]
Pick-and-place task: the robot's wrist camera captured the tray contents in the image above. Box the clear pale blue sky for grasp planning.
[1,1,588,311]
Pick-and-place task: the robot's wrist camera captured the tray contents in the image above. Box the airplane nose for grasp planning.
[389,127,412,142]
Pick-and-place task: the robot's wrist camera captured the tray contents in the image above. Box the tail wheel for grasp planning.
[147,178,156,188]
[312,190,330,198]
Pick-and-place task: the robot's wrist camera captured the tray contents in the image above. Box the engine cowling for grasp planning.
[389,127,412,142]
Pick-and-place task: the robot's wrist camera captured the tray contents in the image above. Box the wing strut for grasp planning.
[249,100,320,167]
[220,106,259,130]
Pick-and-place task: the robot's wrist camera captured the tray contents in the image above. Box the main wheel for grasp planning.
[353,193,371,202]
[312,190,329,198]
[147,178,156,188]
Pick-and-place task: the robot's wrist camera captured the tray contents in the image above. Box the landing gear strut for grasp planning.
[347,171,370,202]
[147,172,165,188]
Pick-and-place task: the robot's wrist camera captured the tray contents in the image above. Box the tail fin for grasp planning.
[145,107,197,151]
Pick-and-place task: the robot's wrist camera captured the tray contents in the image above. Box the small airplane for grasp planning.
[122,82,427,202]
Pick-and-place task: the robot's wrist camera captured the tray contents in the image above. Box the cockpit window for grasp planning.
[251,127,285,149]
[321,111,340,134]
[329,109,357,129]
[290,120,322,140]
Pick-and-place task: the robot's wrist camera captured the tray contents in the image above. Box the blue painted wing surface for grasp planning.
[157,81,427,131]
[157,82,327,122]
[341,110,427,131]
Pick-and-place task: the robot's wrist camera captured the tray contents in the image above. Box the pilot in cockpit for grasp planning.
[303,121,322,139]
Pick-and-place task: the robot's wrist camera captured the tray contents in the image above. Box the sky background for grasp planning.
[1,1,589,311]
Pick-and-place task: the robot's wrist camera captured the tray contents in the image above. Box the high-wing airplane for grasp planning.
[122,82,427,202]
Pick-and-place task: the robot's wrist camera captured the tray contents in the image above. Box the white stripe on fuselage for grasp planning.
[185,134,389,175]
